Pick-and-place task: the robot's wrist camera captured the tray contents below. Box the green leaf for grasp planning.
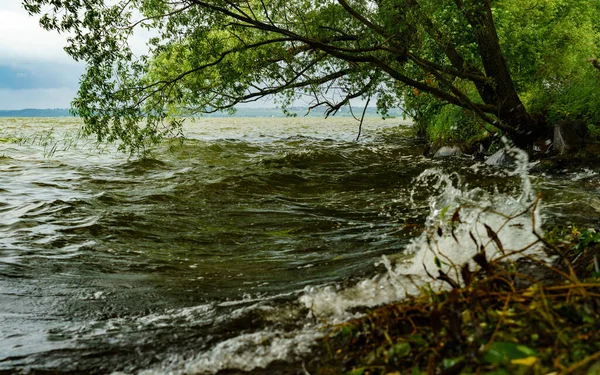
[339,325,353,337]
[442,357,463,369]
[440,205,451,220]
[389,342,411,358]
[346,367,366,375]
[587,360,600,375]
[484,342,537,365]
[409,334,428,348]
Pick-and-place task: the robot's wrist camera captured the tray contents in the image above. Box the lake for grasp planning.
[0,117,599,374]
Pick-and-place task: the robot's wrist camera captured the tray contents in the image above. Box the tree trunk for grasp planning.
[459,0,539,148]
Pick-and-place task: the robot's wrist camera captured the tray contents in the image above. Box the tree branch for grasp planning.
[124,3,194,30]
[336,0,391,39]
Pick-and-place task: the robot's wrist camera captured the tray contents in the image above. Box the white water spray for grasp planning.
[122,147,548,375]
[300,146,545,320]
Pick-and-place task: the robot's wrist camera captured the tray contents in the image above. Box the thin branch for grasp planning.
[124,3,194,30]
[369,58,497,115]
[324,74,377,117]
[409,55,489,83]
[259,0,275,26]
[356,95,371,141]
[130,36,294,95]
[336,0,391,39]
[190,68,355,113]
[406,52,509,132]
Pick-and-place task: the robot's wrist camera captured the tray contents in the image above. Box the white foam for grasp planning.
[117,328,323,375]
[570,168,598,181]
[300,147,544,320]
[125,147,547,374]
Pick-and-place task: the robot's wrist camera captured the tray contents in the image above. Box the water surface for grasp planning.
[0,117,598,374]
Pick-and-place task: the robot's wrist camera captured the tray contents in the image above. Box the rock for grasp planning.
[433,146,462,158]
[553,120,587,153]
[485,149,514,166]
[473,143,487,161]
[533,139,552,153]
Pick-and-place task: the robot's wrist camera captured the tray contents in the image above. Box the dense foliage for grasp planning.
[406,0,600,146]
[23,0,600,152]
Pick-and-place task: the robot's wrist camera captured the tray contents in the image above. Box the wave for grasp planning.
[301,148,544,320]
[120,149,549,374]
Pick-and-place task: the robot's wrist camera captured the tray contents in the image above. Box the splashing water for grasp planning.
[5,118,581,375]
[133,330,321,375]
[300,146,544,321]
[128,146,548,375]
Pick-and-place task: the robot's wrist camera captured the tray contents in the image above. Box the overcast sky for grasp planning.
[0,2,268,111]
[0,2,84,110]
[0,3,365,111]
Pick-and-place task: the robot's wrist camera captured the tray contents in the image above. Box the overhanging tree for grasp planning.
[23,0,600,151]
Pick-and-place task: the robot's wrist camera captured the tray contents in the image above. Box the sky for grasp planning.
[0,2,83,110]
[0,2,268,111]
[0,2,84,110]
[0,2,364,111]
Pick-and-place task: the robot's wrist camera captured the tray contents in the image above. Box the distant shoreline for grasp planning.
[0,109,74,118]
[0,107,404,118]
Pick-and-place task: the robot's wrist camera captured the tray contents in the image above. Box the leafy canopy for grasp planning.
[23,0,600,152]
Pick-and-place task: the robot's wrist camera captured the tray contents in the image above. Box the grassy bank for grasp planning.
[308,205,600,375]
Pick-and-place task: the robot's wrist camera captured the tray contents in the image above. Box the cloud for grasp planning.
[0,4,180,109]
[0,88,78,110]
[0,6,83,108]
[0,64,81,90]
[0,3,158,109]
[0,9,74,65]
[0,5,152,64]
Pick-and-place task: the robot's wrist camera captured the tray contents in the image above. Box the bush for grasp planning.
[426,105,489,146]
[403,88,492,147]
[525,70,600,140]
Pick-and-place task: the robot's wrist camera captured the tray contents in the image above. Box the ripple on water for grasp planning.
[0,118,597,374]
